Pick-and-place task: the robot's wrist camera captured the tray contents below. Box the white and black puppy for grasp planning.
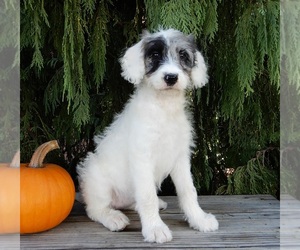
[77,29,218,243]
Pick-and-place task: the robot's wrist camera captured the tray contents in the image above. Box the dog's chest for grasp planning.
[151,112,192,182]
[156,118,188,149]
[127,91,193,181]
[136,97,192,162]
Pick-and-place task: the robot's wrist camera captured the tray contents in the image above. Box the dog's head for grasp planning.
[120,29,208,91]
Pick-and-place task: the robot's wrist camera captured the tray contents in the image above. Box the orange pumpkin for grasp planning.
[0,151,20,233]
[0,140,75,234]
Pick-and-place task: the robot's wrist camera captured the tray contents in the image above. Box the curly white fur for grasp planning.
[77,29,218,243]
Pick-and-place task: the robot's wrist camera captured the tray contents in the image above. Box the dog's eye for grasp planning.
[151,51,161,59]
[179,50,189,61]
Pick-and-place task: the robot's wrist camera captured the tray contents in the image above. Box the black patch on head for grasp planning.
[178,49,194,69]
[168,33,196,71]
[143,37,167,75]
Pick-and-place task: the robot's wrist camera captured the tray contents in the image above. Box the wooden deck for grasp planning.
[19,195,279,249]
[280,194,300,249]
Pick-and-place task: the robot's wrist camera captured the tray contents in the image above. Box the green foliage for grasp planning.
[0,0,20,162]
[235,1,279,96]
[87,0,109,87]
[144,0,164,31]
[281,1,300,91]
[280,1,300,199]
[62,0,89,125]
[145,0,219,41]
[22,0,49,71]
[280,1,300,143]
[216,148,279,197]
[20,0,280,196]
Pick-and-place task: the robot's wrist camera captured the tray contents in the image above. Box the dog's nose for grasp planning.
[164,73,178,86]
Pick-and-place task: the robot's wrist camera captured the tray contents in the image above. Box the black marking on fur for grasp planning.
[144,37,167,75]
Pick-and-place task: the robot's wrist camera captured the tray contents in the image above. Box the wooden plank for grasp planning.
[0,234,20,249]
[20,195,279,249]
[280,194,300,248]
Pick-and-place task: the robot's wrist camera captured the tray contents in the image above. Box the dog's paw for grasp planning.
[142,222,172,243]
[158,198,168,210]
[189,213,219,232]
[101,209,130,232]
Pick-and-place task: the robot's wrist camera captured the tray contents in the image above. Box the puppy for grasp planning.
[77,29,218,243]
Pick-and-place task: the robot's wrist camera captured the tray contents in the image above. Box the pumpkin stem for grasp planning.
[10,150,20,168]
[29,140,60,168]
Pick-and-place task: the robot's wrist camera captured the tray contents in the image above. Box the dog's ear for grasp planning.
[119,40,145,85]
[191,51,208,88]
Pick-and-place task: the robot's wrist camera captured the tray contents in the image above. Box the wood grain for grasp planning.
[20,195,280,249]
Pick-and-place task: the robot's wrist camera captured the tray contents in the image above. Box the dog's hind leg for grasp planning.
[158,198,168,210]
[88,207,130,232]
[83,185,130,231]
[79,166,130,231]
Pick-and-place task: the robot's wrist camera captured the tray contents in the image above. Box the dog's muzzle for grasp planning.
[164,73,178,86]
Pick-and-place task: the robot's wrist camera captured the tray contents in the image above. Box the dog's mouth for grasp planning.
[161,86,181,92]
[165,86,175,90]
[162,86,175,90]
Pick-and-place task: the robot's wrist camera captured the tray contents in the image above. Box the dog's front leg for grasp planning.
[132,162,172,243]
[170,156,219,232]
